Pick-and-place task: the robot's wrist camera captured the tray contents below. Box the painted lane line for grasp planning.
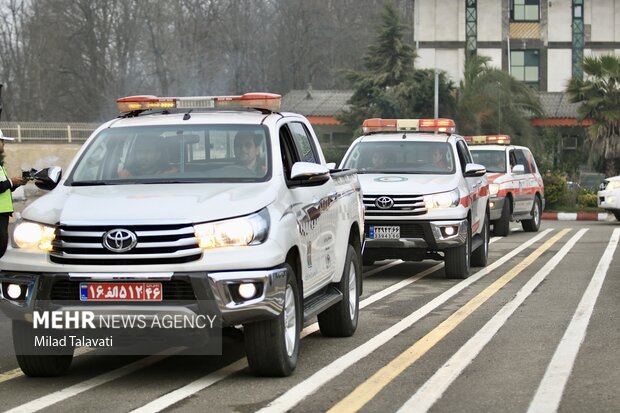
[327,229,570,413]
[398,229,587,413]
[5,348,185,413]
[527,228,620,413]
[363,259,404,277]
[126,263,446,413]
[0,347,94,385]
[255,229,553,413]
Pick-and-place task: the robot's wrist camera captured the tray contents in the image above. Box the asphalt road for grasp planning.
[0,219,618,413]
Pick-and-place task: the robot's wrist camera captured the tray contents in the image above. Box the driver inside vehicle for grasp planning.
[234,132,266,176]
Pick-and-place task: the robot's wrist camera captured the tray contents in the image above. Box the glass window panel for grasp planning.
[525,0,539,5]
[525,50,539,65]
[525,67,539,81]
[525,5,539,20]
[514,7,525,20]
[512,67,525,80]
[514,0,525,5]
[511,51,524,66]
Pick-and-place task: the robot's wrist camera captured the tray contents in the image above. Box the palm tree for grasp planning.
[456,55,542,148]
[567,54,620,177]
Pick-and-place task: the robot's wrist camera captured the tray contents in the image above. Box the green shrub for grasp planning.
[577,188,598,208]
[321,146,349,165]
[543,173,568,210]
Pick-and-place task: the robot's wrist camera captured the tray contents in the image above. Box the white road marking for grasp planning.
[255,229,553,413]
[126,260,449,413]
[5,348,185,413]
[527,228,620,413]
[397,229,587,413]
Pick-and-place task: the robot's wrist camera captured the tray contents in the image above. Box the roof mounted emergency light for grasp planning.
[116,92,281,114]
[362,118,456,134]
[464,135,511,145]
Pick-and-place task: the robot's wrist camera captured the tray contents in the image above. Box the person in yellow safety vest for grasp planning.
[0,129,28,257]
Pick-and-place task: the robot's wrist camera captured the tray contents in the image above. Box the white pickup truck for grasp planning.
[0,93,364,377]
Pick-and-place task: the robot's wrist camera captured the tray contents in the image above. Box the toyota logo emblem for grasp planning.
[375,196,394,209]
[102,229,138,253]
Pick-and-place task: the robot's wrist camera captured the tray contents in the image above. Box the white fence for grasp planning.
[0,122,98,143]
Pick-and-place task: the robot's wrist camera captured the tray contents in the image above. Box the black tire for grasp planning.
[471,213,489,267]
[492,198,511,236]
[13,321,73,377]
[444,220,471,279]
[244,265,301,377]
[362,254,375,266]
[318,245,360,337]
[613,212,620,222]
[522,196,542,232]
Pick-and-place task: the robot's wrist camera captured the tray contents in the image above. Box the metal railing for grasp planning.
[0,122,98,143]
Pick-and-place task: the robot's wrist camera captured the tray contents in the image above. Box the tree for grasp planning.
[455,54,542,148]
[567,54,620,177]
[338,3,455,134]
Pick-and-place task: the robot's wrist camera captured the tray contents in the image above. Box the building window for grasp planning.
[511,0,540,22]
[572,0,584,80]
[511,50,539,88]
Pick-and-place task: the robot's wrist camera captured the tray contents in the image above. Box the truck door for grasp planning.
[457,140,483,234]
[512,149,534,213]
[279,122,337,294]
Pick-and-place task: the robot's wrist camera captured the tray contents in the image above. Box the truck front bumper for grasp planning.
[488,196,506,221]
[0,267,289,327]
[364,219,468,251]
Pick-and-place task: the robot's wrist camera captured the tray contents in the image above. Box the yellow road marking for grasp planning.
[327,228,570,413]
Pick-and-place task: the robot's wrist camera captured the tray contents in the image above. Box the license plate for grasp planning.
[80,283,163,301]
[369,226,400,239]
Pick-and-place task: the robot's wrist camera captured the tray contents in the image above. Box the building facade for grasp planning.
[414,0,620,91]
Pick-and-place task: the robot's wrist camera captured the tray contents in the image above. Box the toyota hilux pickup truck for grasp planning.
[340,118,489,279]
[0,93,364,377]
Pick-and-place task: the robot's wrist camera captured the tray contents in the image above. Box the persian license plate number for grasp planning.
[79,282,163,301]
[369,226,400,239]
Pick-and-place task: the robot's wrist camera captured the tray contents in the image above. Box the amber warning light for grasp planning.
[362,118,456,134]
[116,92,282,113]
[464,135,511,145]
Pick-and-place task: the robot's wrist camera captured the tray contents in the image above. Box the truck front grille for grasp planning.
[363,194,427,217]
[50,224,202,265]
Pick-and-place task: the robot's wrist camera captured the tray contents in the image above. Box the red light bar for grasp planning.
[116,92,281,113]
[362,118,456,134]
[464,135,511,145]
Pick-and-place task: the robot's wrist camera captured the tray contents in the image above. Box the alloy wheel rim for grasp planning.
[283,285,296,357]
[348,264,357,320]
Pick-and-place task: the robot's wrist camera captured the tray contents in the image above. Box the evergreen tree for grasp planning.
[338,3,455,134]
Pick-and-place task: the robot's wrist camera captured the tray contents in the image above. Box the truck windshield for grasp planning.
[67,125,271,185]
[470,149,506,173]
[342,141,455,174]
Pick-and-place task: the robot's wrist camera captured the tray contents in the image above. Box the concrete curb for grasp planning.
[542,212,611,221]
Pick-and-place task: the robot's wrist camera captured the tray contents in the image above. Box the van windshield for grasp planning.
[67,125,271,185]
[470,149,506,173]
[341,141,455,174]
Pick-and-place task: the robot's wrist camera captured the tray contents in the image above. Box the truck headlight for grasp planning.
[489,183,500,196]
[194,209,270,249]
[13,221,56,251]
[424,189,460,209]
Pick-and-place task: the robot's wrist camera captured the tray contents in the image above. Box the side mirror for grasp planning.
[464,163,486,177]
[34,166,62,190]
[290,162,330,185]
[512,164,525,174]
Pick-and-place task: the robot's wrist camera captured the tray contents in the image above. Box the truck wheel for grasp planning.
[244,265,301,377]
[614,212,620,222]
[13,321,73,377]
[471,214,489,267]
[318,245,360,337]
[444,220,471,279]
[492,199,510,236]
[522,197,542,232]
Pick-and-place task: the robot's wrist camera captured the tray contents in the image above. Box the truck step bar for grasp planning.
[303,286,343,323]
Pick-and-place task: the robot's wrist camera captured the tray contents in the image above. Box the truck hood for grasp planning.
[357,173,460,195]
[22,183,277,225]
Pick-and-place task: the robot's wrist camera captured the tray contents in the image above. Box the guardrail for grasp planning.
[0,122,98,143]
